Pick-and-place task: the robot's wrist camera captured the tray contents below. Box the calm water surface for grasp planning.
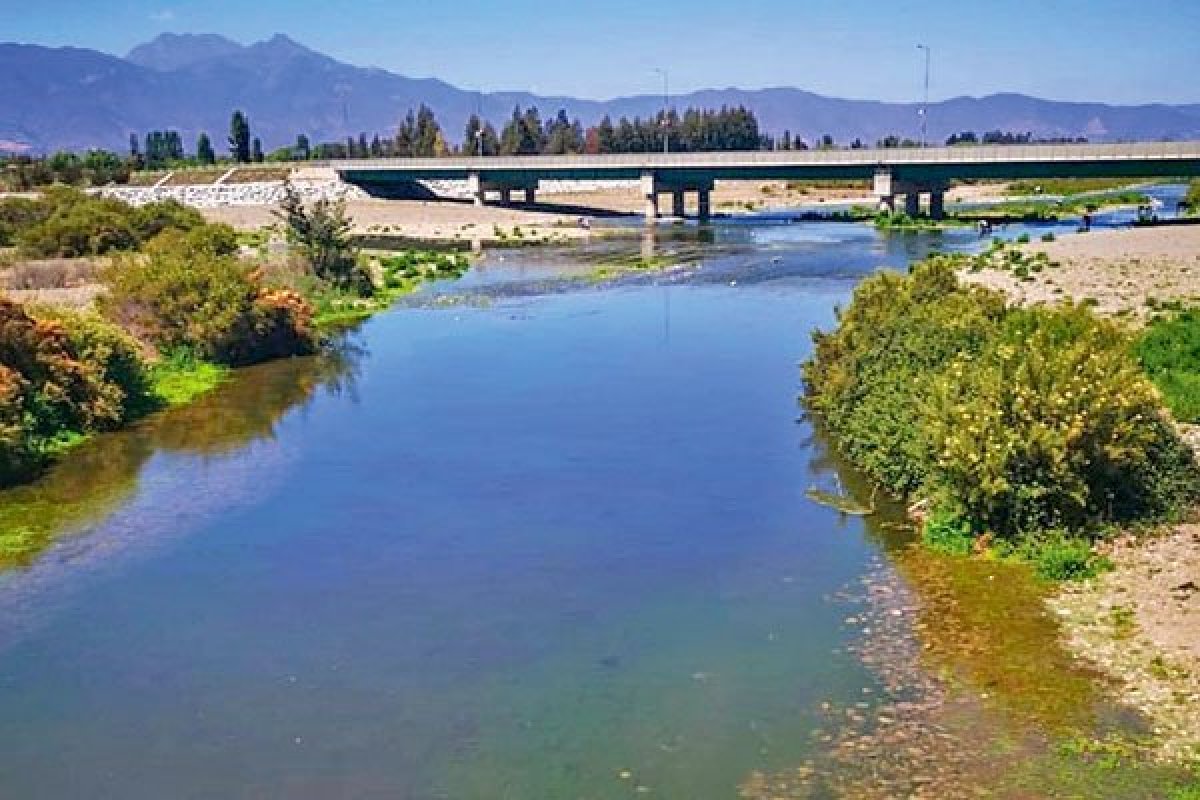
[0,198,1188,798]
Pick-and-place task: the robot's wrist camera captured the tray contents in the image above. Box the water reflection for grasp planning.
[0,337,364,570]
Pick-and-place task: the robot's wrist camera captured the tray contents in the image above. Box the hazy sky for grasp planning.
[7,0,1200,103]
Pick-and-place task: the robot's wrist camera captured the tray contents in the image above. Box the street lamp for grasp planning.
[653,68,670,155]
[917,44,931,147]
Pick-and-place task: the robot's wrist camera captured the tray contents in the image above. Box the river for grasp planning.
[0,195,1192,798]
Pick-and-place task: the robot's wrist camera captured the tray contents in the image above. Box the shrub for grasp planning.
[18,198,137,257]
[34,307,155,423]
[925,305,1193,534]
[145,222,239,258]
[1137,310,1200,423]
[0,364,34,483]
[1019,533,1108,582]
[921,511,974,555]
[7,190,204,258]
[0,197,50,247]
[275,182,370,294]
[805,259,1199,546]
[99,240,316,366]
[805,255,1007,494]
[0,297,154,485]
[129,200,205,241]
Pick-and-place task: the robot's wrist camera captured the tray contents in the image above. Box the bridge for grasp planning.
[334,141,1200,221]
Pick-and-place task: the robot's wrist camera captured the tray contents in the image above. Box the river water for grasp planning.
[0,195,1191,798]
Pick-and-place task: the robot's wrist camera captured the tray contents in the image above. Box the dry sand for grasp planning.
[1049,525,1200,762]
[963,224,1200,319]
[200,180,1019,242]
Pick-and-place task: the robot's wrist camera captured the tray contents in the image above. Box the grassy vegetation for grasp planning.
[872,211,970,230]
[148,351,230,407]
[1137,310,1200,423]
[804,255,1199,578]
[1008,178,1158,196]
[1185,179,1200,216]
[970,190,1151,222]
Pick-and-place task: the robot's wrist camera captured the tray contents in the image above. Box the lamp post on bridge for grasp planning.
[917,44,931,147]
[653,68,670,155]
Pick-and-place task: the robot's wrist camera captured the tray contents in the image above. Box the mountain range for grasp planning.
[2,32,1199,154]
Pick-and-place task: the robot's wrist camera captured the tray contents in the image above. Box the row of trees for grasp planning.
[946,131,1089,146]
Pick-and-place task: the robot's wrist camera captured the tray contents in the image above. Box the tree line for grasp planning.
[0,102,1099,191]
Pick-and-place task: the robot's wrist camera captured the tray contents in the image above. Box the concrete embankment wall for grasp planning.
[92,167,641,209]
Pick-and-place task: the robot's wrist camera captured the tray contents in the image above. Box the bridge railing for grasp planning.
[329,141,1200,172]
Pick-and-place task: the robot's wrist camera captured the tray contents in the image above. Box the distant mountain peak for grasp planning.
[248,33,317,59]
[126,32,243,71]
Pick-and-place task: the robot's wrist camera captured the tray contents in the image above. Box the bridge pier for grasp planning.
[904,192,921,218]
[642,172,714,222]
[467,171,539,207]
[468,171,485,207]
[929,189,946,220]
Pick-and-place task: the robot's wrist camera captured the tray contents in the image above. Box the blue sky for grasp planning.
[7,0,1199,103]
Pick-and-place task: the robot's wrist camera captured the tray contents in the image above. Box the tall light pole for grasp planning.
[653,68,670,155]
[917,44,931,147]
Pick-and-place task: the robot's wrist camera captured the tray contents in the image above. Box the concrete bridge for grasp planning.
[335,141,1200,221]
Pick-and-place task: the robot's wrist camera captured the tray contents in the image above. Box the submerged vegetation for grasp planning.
[804,255,1200,576]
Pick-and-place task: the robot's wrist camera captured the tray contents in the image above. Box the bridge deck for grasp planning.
[336,142,1200,186]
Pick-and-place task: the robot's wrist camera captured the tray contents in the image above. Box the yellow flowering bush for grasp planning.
[805,255,1199,543]
[924,306,1195,535]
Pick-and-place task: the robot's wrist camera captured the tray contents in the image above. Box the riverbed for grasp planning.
[0,200,1193,798]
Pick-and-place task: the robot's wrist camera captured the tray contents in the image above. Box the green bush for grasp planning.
[1020,533,1108,582]
[1137,310,1200,423]
[275,182,370,294]
[99,239,316,366]
[0,197,50,247]
[921,511,974,555]
[7,190,204,258]
[33,307,156,425]
[129,199,206,241]
[926,305,1190,534]
[145,222,239,258]
[0,297,155,485]
[805,255,1007,494]
[805,258,1199,546]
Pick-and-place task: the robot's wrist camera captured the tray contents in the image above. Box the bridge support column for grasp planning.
[500,189,514,205]
[904,192,921,218]
[641,172,660,222]
[524,187,537,205]
[697,188,711,222]
[672,190,686,218]
[468,172,485,207]
[929,190,946,220]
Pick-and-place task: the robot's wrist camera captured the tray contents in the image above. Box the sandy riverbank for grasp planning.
[965,222,1200,765]
[200,180,1020,242]
[1048,526,1200,762]
[963,224,1200,318]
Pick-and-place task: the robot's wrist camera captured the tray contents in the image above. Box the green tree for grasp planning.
[274,182,370,294]
[228,110,251,163]
[463,114,499,156]
[196,133,216,166]
[251,137,264,163]
[295,133,311,160]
